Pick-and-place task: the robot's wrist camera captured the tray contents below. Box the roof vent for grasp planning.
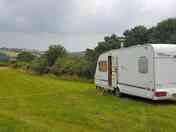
[120,41,124,48]
[119,38,125,48]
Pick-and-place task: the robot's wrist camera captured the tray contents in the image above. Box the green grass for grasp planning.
[0,69,176,132]
[0,61,10,66]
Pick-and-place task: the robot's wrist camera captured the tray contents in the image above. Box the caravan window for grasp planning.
[99,61,107,72]
[138,56,148,73]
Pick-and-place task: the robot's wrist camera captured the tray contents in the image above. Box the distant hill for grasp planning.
[70,51,85,57]
[0,47,85,58]
[0,49,18,58]
[0,47,44,58]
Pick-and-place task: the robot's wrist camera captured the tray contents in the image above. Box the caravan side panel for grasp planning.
[117,46,155,99]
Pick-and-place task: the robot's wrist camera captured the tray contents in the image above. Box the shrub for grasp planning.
[17,51,35,62]
[10,61,30,71]
[52,55,89,77]
[30,57,48,74]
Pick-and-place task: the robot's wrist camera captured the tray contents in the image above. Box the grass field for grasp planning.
[0,69,176,132]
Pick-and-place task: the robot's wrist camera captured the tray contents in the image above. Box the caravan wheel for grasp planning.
[96,86,103,95]
[114,88,122,97]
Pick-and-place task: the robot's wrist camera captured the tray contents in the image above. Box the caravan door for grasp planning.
[112,56,118,88]
[108,56,112,86]
[108,56,118,88]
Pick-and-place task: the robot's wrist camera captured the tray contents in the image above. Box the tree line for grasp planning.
[13,18,176,80]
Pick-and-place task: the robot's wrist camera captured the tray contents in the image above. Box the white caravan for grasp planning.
[95,44,176,100]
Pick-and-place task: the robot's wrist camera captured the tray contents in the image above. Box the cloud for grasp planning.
[0,0,175,33]
[0,0,175,51]
[0,0,73,32]
[70,0,176,34]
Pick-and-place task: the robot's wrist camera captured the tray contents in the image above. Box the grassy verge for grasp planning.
[0,61,10,67]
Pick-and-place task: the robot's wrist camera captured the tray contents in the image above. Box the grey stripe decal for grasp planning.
[118,82,147,90]
[97,79,108,82]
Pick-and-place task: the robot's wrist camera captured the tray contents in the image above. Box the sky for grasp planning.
[0,0,175,51]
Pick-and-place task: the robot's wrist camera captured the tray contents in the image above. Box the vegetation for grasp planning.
[52,55,89,77]
[30,57,48,74]
[5,18,176,80]
[84,34,122,78]
[148,18,176,43]
[10,61,30,69]
[45,45,67,67]
[0,69,176,132]
[124,18,176,46]
[17,51,35,62]
[0,61,10,67]
[123,25,149,47]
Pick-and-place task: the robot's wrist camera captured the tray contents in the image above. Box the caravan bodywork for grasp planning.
[95,44,176,100]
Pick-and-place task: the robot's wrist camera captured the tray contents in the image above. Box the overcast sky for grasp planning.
[0,0,175,51]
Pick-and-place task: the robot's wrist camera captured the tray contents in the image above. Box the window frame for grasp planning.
[138,56,148,74]
[98,61,107,72]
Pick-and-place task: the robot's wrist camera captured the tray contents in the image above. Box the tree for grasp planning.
[45,45,67,67]
[148,18,176,43]
[123,25,149,47]
[17,51,35,62]
[84,34,121,78]
[84,49,97,78]
[95,34,121,55]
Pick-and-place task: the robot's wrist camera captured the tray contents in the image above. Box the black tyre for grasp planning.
[96,86,98,90]
[114,88,122,97]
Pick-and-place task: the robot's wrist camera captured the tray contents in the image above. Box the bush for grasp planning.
[30,57,48,74]
[51,55,89,77]
[10,61,30,69]
[17,51,35,62]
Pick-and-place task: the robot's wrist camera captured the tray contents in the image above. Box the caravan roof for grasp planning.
[99,44,176,57]
[151,44,176,57]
